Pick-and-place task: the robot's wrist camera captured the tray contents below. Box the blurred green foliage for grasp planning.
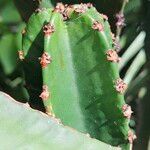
[0,0,28,102]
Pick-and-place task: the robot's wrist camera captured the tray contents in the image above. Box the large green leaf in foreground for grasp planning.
[0,92,120,150]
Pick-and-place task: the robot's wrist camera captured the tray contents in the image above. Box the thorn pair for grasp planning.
[74,3,92,14]
[106,50,120,63]
[43,23,55,36]
[115,78,127,94]
[92,21,104,32]
[39,52,52,68]
[54,3,72,20]
[122,104,133,119]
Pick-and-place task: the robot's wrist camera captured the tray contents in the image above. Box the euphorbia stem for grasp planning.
[116,0,129,40]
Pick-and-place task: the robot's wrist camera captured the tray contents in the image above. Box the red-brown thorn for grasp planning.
[74,3,90,13]
[115,78,127,94]
[39,52,52,68]
[39,85,50,100]
[122,104,133,119]
[92,21,104,32]
[54,3,72,20]
[106,49,120,63]
[43,23,55,36]
[128,130,137,144]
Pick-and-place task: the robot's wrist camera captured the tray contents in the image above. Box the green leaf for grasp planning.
[119,31,146,71]
[123,50,146,85]
[0,92,121,150]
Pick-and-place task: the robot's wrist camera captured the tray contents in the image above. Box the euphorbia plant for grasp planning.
[18,3,136,150]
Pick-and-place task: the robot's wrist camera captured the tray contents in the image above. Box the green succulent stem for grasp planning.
[21,4,131,149]
[116,0,129,40]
